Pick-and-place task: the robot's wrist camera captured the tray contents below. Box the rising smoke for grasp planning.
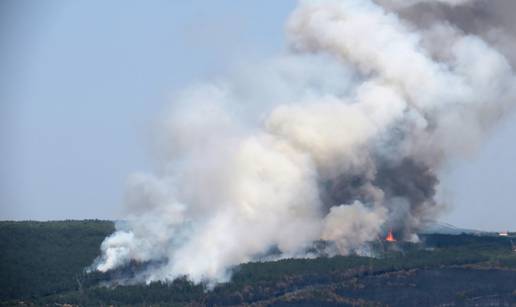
[92,0,516,285]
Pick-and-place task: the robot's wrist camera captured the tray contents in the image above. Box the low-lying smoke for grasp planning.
[92,0,516,285]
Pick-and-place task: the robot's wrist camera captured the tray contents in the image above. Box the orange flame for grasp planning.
[385,230,396,242]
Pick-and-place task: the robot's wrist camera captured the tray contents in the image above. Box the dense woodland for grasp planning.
[1,220,516,306]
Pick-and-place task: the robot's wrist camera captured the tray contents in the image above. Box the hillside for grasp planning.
[1,221,516,306]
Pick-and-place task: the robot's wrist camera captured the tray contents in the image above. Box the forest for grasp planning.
[1,220,516,306]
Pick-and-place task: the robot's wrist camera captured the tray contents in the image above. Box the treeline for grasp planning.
[1,221,515,306]
[0,220,114,301]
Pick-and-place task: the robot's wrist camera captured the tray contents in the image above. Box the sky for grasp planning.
[1,0,515,231]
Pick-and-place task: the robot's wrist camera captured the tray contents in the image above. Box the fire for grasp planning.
[385,230,396,242]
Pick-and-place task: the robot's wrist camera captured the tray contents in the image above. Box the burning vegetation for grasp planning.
[385,230,396,243]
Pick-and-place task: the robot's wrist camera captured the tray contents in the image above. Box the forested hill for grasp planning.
[1,220,516,306]
[0,220,114,301]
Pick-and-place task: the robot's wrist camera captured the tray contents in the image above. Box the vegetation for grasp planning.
[0,220,113,301]
[1,221,515,306]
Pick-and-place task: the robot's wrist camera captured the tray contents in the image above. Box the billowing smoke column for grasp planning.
[93,0,516,284]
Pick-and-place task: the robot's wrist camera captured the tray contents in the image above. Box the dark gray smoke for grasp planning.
[378,0,516,66]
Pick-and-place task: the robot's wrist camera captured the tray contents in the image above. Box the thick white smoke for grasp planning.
[93,0,516,285]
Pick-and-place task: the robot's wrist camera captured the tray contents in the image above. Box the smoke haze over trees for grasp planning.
[2,221,516,305]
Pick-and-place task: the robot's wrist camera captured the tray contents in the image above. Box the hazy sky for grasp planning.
[1,0,515,231]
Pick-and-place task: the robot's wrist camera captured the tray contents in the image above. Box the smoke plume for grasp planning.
[93,0,516,285]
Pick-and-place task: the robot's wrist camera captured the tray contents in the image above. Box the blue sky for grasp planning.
[1,0,515,231]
